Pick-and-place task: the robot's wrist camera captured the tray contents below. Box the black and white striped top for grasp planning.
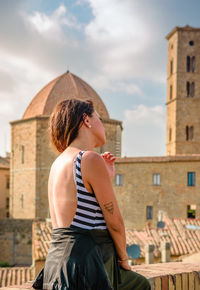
[71,150,107,230]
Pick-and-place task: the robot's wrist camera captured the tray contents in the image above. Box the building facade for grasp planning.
[9,72,122,219]
[0,154,10,218]
[7,25,200,230]
[113,25,200,229]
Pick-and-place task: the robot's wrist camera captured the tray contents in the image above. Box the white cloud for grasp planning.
[111,82,144,96]
[84,0,164,82]
[0,51,54,156]
[122,104,166,156]
[24,4,81,40]
[0,0,169,157]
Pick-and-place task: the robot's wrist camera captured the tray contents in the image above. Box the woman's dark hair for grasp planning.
[48,98,94,152]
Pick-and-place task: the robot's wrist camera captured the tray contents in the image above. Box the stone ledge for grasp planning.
[2,262,200,290]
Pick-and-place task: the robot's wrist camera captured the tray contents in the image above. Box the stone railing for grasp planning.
[2,262,200,290]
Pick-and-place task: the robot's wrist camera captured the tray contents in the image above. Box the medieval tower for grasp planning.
[166,25,200,155]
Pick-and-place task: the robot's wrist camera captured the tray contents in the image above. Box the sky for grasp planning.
[0,0,200,157]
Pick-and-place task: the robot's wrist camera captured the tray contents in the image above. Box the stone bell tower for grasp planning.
[166,25,200,155]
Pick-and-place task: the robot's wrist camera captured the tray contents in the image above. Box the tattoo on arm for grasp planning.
[104,202,114,214]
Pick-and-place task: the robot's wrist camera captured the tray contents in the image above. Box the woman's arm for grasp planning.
[82,151,131,270]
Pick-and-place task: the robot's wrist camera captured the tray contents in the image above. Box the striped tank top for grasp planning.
[70,150,107,230]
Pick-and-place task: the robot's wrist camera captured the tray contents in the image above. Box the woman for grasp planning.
[33,98,151,290]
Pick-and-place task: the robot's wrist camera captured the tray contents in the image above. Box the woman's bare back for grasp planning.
[48,150,93,229]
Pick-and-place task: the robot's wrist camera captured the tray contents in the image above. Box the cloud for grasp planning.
[0,0,170,156]
[0,50,54,156]
[122,104,166,156]
[24,4,81,40]
[84,0,166,83]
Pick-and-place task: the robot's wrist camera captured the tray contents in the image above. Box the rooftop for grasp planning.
[0,155,10,169]
[115,154,200,163]
[166,25,200,40]
[22,71,110,120]
[32,217,200,262]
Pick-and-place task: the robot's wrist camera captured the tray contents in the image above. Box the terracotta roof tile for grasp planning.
[32,217,200,262]
[0,267,31,288]
[22,71,109,120]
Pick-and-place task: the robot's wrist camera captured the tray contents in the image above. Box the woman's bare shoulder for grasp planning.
[82,151,107,176]
[83,151,105,165]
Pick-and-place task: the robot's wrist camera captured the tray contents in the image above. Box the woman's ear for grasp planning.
[82,113,92,128]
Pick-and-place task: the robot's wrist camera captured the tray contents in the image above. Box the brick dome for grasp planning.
[22,71,109,119]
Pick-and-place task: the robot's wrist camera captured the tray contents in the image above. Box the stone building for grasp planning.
[114,25,200,229]
[9,72,122,220]
[0,153,10,218]
[7,25,200,230]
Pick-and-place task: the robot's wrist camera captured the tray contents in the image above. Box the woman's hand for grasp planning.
[118,260,132,271]
[101,152,116,179]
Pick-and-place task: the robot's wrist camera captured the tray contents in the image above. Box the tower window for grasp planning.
[187,204,196,218]
[6,175,10,189]
[191,56,195,72]
[170,59,173,75]
[169,128,172,141]
[186,126,189,140]
[187,56,190,72]
[191,82,195,97]
[189,41,194,46]
[20,194,24,208]
[146,206,153,220]
[186,82,195,98]
[152,173,160,185]
[186,126,194,140]
[21,145,24,164]
[170,85,173,99]
[115,174,123,186]
[190,126,194,140]
[6,197,9,209]
[186,82,190,97]
[187,172,195,186]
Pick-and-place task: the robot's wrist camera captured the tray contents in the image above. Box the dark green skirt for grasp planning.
[38,226,150,290]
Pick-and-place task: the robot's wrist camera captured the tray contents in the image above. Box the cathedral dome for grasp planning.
[22,71,109,119]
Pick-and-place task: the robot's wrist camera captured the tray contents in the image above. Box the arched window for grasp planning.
[187,56,190,72]
[20,194,24,208]
[189,40,194,46]
[191,56,195,72]
[186,82,190,97]
[21,145,24,164]
[170,85,173,99]
[169,128,172,141]
[186,126,194,140]
[186,82,195,97]
[170,59,173,75]
[190,82,195,97]
[190,126,194,140]
[186,126,189,140]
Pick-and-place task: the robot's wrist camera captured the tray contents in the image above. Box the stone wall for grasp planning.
[10,115,122,220]
[0,219,33,265]
[10,118,37,219]
[0,168,9,218]
[114,157,200,229]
